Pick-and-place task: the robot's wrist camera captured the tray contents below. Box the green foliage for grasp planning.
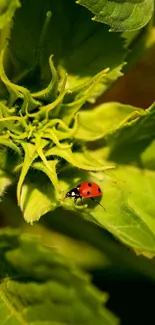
[77,0,154,32]
[0,46,114,218]
[72,102,155,256]
[0,3,155,324]
[0,0,155,255]
[8,0,126,101]
[0,229,118,325]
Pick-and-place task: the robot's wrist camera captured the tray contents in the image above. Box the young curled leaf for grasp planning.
[32,54,58,102]
[46,147,115,172]
[61,68,110,125]
[0,137,21,155]
[0,48,41,110]
[16,142,39,206]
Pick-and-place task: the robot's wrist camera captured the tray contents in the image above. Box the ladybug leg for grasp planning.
[90,197,106,211]
[74,196,82,204]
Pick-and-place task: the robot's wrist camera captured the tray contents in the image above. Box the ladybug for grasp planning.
[65,181,106,210]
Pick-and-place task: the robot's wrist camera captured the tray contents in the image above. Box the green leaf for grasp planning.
[8,0,126,101]
[63,170,155,257]
[110,165,155,256]
[23,222,110,270]
[75,102,143,141]
[0,168,12,197]
[32,160,59,194]
[77,0,154,32]
[107,102,155,158]
[20,172,58,224]
[76,102,155,162]
[0,229,118,325]
[0,0,21,29]
[67,101,155,257]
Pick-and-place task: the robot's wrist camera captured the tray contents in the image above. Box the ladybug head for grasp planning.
[65,191,71,198]
[65,187,80,198]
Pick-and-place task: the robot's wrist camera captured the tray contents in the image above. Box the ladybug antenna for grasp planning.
[90,197,106,211]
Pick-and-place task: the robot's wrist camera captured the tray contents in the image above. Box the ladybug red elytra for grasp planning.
[65,181,106,210]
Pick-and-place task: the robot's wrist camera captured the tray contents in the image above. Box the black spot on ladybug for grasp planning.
[98,187,101,193]
[87,191,90,195]
[88,183,92,187]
